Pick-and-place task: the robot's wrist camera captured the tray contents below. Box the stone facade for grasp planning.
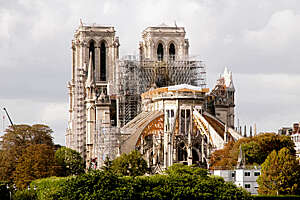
[121,85,242,171]
[139,24,189,61]
[66,23,239,169]
[66,24,120,167]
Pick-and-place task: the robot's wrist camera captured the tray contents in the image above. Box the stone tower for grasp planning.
[66,23,120,166]
[139,23,189,61]
[210,68,235,128]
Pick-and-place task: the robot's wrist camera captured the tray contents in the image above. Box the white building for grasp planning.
[291,132,300,158]
[212,168,261,195]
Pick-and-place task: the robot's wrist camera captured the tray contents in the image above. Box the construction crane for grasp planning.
[3,108,13,126]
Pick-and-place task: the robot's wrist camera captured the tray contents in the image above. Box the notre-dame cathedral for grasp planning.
[66,22,241,171]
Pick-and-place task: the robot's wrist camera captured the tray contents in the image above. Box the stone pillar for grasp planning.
[85,90,95,168]
[201,135,205,163]
[140,136,144,154]
[146,150,150,168]
[187,109,193,165]
[168,133,173,166]
[224,124,227,144]
[164,132,168,169]
[95,46,100,81]
[95,95,111,167]
[187,126,192,166]
[153,137,157,165]
[158,132,161,165]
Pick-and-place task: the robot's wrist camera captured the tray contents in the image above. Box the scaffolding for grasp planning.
[116,57,206,127]
[93,122,120,168]
[66,66,87,158]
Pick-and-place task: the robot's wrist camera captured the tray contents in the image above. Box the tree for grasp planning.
[50,164,251,200]
[13,144,58,189]
[242,133,295,165]
[55,147,85,176]
[210,133,295,169]
[109,151,148,176]
[257,147,300,195]
[209,141,237,169]
[0,124,54,183]
[165,163,208,177]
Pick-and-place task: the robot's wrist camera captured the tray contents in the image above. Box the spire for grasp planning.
[224,124,228,143]
[237,145,245,169]
[222,67,235,90]
[86,52,94,87]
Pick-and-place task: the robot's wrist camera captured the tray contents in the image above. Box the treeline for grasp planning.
[13,164,252,200]
[210,132,295,168]
[0,124,85,189]
[210,133,300,195]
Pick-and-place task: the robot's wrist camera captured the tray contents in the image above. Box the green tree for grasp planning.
[55,147,85,176]
[257,147,300,195]
[50,164,251,200]
[13,144,58,189]
[210,133,295,169]
[165,163,208,177]
[242,133,295,165]
[0,124,54,182]
[110,150,148,176]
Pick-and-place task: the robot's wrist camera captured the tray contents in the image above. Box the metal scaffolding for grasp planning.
[93,123,120,168]
[66,66,87,157]
[116,57,206,127]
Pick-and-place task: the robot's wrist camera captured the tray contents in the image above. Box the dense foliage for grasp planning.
[13,144,58,189]
[31,176,69,200]
[210,133,295,169]
[108,150,148,176]
[47,164,251,200]
[0,124,54,184]
[13,189,37,200]
[0,124,84,190]
[55,147,85,176]
[257,147,300,195]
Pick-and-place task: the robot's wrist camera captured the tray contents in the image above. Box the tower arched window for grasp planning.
[100,42,106,81]
[169,43,175,61]
[89,40,95,70]
[157,43,164,61]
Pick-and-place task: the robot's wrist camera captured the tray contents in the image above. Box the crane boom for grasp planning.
[3,108,13,126]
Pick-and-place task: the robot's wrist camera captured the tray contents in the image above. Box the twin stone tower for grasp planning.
[66,23,238,171]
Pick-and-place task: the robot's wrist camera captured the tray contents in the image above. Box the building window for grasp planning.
[89,40,95,70]
[180,109,191,135]
[100,41,106,81]
[244,172,251,176]
[254,172,260,176]
[245,184,251,188]
[169,43,175,61]
[157,43,164,61]
[231,172,235,177]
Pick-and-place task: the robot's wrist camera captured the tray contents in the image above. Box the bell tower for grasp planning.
[139,23,189,61]
[210,68,235,128]
[66,23,120,166]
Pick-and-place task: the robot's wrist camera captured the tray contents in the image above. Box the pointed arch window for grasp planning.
[100,42,106,81]
[157,43,164,61]
[169,43,175,61]
[89,40,95,70]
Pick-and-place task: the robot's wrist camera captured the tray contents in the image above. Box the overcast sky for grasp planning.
[1,0,299,145]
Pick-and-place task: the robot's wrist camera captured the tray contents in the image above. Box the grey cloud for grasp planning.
[0,0,299,145]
